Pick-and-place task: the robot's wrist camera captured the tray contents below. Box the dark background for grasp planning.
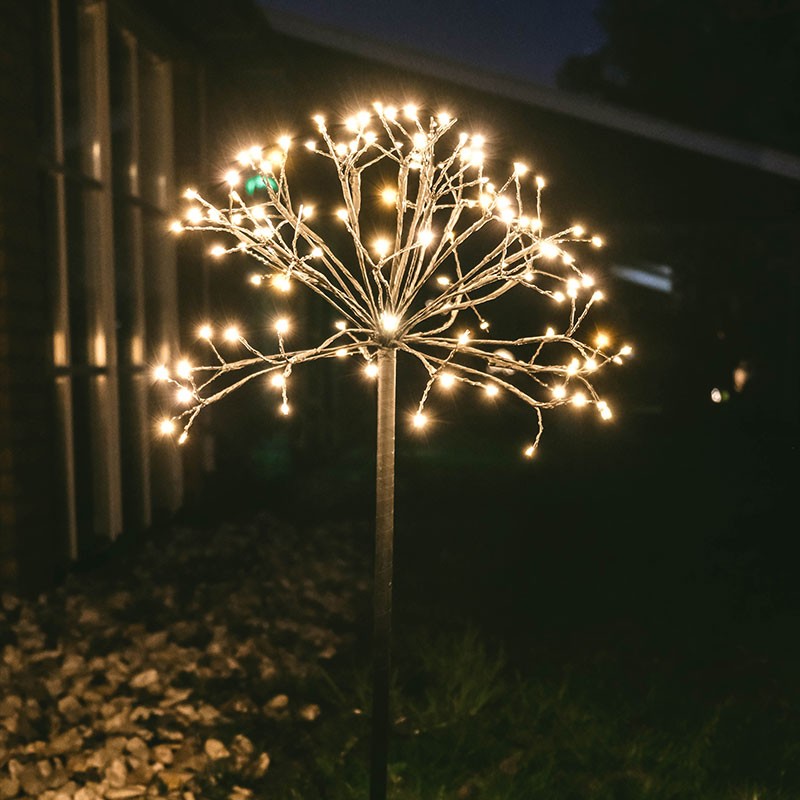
[185,0,800,745]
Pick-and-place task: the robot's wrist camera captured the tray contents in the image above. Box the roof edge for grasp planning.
[263,8,800,182]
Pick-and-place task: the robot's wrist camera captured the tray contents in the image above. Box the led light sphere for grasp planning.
[156,102,629,455]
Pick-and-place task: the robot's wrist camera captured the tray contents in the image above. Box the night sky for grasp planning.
[258,0,606,87]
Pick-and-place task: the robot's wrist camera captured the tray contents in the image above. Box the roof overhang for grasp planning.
[263,8,800,182]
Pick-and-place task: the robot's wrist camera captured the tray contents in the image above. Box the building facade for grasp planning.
[0,0,282,590]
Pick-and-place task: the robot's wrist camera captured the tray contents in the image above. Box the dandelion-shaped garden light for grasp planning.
[155,102,631,798]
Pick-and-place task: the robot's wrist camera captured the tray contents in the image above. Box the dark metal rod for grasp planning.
[370,346,396,800]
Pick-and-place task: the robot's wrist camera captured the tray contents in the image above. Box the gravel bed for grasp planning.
[0,513,368,799]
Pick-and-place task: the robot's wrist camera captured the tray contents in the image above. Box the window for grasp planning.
[44,0,187,560]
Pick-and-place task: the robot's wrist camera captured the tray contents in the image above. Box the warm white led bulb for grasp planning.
[381,313,400,333]
[541,242,559,259]
[275,318,290,335]
[159,419,176,435]
[412,412,427,428]
[439,372,455,388]
[223,326,240,342]
[152,365,169,382]
[197,324,212,340]
[373,238,390,258]
[176,360,192,380]
[272,274,291,292]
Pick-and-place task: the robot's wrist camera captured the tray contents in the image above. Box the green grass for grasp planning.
[247,623,798,800]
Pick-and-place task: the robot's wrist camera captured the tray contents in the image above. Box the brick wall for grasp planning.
[0,2,60,592]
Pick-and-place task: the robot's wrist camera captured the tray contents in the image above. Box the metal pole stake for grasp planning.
[370,346,396,800]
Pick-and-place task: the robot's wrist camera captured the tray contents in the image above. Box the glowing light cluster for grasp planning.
[157,103,631,456]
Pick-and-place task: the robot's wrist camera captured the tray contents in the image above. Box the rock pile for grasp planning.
[0,515,368,799]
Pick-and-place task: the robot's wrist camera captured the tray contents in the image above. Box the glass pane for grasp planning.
[139,51,172,211]
[58,0,84,175]
[64,179,88,366]
[109,26,137,197]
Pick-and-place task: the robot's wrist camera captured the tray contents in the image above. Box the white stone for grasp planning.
[104,757,127,789]
[152,745,173,765]
[203,739,230,760]
[105,787,147,798]
[129,669,158,689]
